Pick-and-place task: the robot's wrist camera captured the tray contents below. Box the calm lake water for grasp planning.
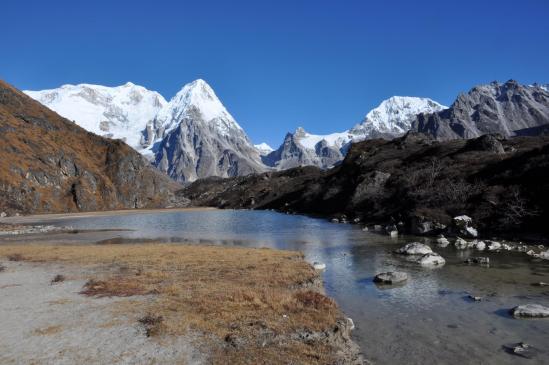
[8,209,549,364]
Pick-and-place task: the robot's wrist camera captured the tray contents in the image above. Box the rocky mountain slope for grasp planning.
[0,80,185,214]
[412,80,549,140]
[26,80,265,182]
[149,80,264,182]
[264,96,446,169]
[180,132,549,240]
[25,82,167,151]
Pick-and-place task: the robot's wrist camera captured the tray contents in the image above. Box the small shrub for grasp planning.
[7,253,23,261]
[51,274,65,284]
[138,314,164,337]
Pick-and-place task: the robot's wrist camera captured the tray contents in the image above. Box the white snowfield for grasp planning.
[25,82,167,151]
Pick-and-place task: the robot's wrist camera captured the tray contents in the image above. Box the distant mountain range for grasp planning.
[262,96,446,169]
[25,80,549,182]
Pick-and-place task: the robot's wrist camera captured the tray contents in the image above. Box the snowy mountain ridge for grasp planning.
[25,82,167,151]
[263,96,447,169]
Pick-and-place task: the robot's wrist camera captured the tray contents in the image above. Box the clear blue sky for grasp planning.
[3,0,548,147]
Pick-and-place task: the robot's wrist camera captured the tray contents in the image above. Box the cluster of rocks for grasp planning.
[394,242,446,267]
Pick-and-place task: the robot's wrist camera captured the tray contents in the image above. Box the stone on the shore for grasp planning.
[532,282,549,287]
[468,295,482,301]
[465,257,490,265]
[454,237,468,249]
[395,242,433,255]
[453,215,478,238]
[417,253,446,266]
[526,250,538,257]
[539,250,549,260]
[511,304,549,318]
[471,240,486,251]
[313,262,326,270]
[362,226,369,232]
[346,317,355,330]
[373,225,383,232]
[331,218,339,223]
[373,271,408,284]
[486,241,502,251]
[388,230,398,238]
[0,212,6,218]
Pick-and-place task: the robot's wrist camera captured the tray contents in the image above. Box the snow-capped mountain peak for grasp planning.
[350,96,446,136]
[154,79,242,138]
[254,142,274,155]
[24,82,167,150]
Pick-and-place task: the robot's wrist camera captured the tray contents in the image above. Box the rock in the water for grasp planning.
[503,342,540,359]
[313,262,326,270]
[454,237,468,249]
[417,253,446,266]
[436,235,450,247]
[373,271,408,284]
[362,226,369,232]
[395,242,433,255]
[0,212,6,218]
[511,304,549,318]
[539,250,549,260]
[373,225,383,232]
[468,295,482,301]
[331,218,339,223]
[532,282,549,287]
[388,230,398,238]
[465,257,490,265]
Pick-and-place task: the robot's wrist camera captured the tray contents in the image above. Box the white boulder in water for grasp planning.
[395,242,433,255]
[417,253,446,267]
[511,304,549,318]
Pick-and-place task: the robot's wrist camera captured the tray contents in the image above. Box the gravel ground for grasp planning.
[0,261,205,365]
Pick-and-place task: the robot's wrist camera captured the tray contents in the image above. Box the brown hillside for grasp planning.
[0,80,185,214]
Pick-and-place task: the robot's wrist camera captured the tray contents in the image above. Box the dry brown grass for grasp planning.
[0,244,343,364]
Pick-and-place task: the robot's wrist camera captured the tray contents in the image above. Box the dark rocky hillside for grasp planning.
[412,80,549,140]
[0,80,186,215]
[180,132,549,241]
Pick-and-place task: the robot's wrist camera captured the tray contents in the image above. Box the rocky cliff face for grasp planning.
[0,80,185,215]
[150,80,265,182]
[412,80,549,140]
[265,97,446,169]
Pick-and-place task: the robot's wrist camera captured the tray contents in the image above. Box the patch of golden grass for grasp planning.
[0,244,342,363]
[47,298,72,306]
[34,325,63,336]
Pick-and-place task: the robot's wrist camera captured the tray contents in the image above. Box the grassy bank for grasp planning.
[0,244,359,364]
